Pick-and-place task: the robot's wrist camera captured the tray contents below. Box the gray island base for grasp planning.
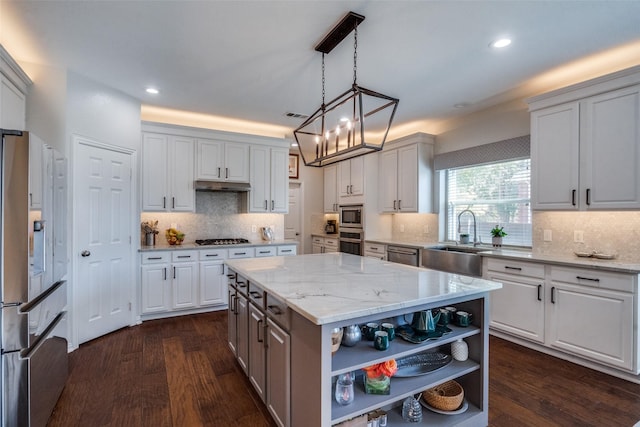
[225,253,502,427]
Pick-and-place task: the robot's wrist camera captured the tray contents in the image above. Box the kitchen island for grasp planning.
[225,253,502,427]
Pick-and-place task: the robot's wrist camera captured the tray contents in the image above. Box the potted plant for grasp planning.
[490,225,507,247]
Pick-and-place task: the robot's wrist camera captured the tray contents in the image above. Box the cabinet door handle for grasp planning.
[163,267,167,281]
[172,197,175,209]
[231,296,237,314]
[264,200,268,210]
[257,319,263,342]
[173,266,176,279]
[398,200,401,210]
[163,196,166,209]
[268,305,283,315]
[550,286,556,304]
[586,188,591,205]
[572,189,576,206]
[393,200,396,210]
[217,167,221,178]
[29,193,33,207]
[576,276,600,282]
[350,184,353,194]
[504,266,522,271]
[226,168,229,179]
[537,284,542,301]
[271,200,275,210]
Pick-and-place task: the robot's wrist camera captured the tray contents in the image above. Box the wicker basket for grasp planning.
[423,380,464,411]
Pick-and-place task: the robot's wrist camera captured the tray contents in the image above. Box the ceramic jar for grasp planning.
[341,324,362,347]
[451,338,469,361]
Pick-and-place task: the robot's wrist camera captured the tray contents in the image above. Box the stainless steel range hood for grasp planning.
[195,180,251,192]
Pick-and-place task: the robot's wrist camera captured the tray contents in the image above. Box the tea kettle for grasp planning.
[260,227,274,241]
[405,310,441,333]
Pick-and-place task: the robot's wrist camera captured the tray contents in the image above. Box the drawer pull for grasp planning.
[234,252,247,256]
[550,286,556,304]
[537,284,542,301]
[227,274,235,278]
[267,305,283,315]
[206,254,219,257]
[249,291,263,299]
[281,250,292,253]
[177,255,191,259]
[237,281,247,288]
[576,276,600,282]
[259,250,270,254]
[147,257,162,260]
[504,266,522,271]
[370,246,378,250]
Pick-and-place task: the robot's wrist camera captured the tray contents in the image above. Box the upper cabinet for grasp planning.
[142,133,195,212]
[1,45,31,130]
[338,156,365,204]
[249,145,289,213]
[378,133,434,213]
[529,66,640,210]
[323,164,339,213]
[196,139,250,182]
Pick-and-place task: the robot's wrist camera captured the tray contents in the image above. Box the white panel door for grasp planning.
[76,139,133,344]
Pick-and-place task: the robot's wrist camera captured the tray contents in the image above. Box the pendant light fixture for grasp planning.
[294,11,399,167]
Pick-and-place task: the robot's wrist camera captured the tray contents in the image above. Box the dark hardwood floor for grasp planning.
[47,311,640,427]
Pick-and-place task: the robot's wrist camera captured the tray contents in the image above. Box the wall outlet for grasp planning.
[543,229,552,242]
[574,230,584,243]
[252,225,257,233]
[400,224,405,232]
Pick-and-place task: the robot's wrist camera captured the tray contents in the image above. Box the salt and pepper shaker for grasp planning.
[402,394,423,423]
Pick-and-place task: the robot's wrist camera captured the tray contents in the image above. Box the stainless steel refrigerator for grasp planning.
[1,129,68,427]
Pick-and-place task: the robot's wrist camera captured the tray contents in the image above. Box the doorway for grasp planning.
[73,135,136,344]
[284,182,303,253]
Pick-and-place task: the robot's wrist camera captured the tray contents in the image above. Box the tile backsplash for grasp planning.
[141,192,284,245]
[391,213,439,242]
[532,211,640,263]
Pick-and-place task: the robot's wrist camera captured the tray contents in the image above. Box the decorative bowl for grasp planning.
[165,228,185,245]
[423,380,464,411]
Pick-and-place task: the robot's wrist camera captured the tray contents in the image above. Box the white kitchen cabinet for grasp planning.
[142,133,195,212]
[249,303,267,402]
[196,138,250,182]
[378,136,434,213]
[323,164,339,213]
[199,248,228,307]
[485,258,546,344]
[529,68,640,210]
[266,317,290,427]
[140,252,172,314]
[338,157,364,203]
[312,236,338,254]
[249,145,289,213]
[171,253,199,310]
[548,266,635,371]
[363,242,386,260]
[277,245,297,256]
[0,46,30,130]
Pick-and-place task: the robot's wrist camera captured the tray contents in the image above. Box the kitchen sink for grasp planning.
[421,245,490,277]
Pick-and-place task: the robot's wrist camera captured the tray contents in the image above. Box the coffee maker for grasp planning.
[325,220,337,234]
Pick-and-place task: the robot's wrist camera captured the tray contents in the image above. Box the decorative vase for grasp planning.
[364,374,390,395]
[341,325,362,347]
[334,372,355,405]
[492,236,503,247]
[451,338,469,361]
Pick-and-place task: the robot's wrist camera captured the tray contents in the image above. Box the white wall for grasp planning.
[292,152,324,254]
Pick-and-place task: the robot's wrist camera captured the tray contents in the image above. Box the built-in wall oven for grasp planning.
[339,228,364,256]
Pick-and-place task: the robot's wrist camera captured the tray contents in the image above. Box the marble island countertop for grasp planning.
[225,253,502,325]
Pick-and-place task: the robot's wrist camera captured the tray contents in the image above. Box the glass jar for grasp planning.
[334,372,355,405]
[402,396,423,423]
[363,374,390,395]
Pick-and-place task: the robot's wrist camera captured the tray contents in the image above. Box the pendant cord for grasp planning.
[353,26,358,85]
[322,53,326,107]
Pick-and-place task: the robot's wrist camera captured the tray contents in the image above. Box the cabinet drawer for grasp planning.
[324,238,339,247]
[364,242,386,255]
[486,258,545,279]
[312,236,324,244]
[256,247,277,257]
[141,252,170,264]
[550,266,635,292]
[199,248,228,261]
[172,250,199,262]
[277,245,297,256]
[229,247,256,259]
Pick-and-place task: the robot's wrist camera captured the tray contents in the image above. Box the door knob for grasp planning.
[81,250,91,257]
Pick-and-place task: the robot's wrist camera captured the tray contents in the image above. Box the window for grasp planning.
[445,159,531,247]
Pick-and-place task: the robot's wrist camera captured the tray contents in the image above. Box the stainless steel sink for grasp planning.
[421,245,490,277]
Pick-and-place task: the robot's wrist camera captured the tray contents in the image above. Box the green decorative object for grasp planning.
[364,374,390,395]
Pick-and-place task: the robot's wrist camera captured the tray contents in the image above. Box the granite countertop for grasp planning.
[139,239,299,252]
[225,253,502,325]
[311,233,340,238]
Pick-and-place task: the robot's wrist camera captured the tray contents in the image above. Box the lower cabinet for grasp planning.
[266,318,290,427]
[249,302,267,402]
[485,258,638,373]
[363,242,386,260]
[312,236,339,254]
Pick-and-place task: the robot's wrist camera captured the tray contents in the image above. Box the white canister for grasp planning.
[451,338,469,361]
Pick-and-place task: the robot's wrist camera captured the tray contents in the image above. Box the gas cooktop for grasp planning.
[195,238,250,246]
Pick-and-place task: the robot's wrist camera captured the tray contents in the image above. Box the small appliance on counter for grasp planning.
[324,220,337,234]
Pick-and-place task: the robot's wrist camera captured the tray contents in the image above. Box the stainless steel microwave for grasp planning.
[339,205,363,229]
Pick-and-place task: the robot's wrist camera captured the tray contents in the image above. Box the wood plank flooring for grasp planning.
[47,311,640,426]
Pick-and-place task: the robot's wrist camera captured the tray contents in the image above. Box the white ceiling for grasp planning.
[2,1,640,138]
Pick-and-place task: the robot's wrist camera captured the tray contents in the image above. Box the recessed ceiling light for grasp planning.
[454,103,470,109]
[490,38,512,49]
[146,87,159,94]
[291,142,298,147]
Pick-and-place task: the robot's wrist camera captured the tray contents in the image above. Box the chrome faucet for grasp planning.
[457,209,478,246]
